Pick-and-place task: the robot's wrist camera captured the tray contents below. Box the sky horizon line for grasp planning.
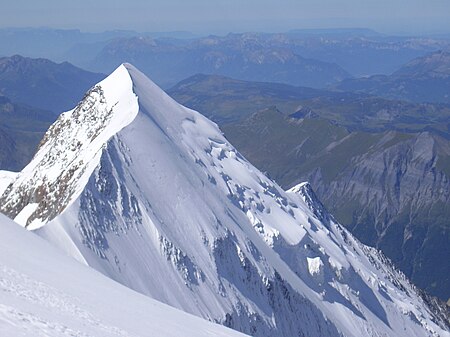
[2,0,450,37]
[1,24,450,38]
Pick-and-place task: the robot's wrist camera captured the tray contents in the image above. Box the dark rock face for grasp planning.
[305,132,450,300]
[292,133,448,300]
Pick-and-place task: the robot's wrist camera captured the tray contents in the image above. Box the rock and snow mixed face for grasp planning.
[0,64,448,337]
[0,68,138,229]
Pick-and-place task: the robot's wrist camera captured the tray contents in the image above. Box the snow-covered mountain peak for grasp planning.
[0,62,230,229]
[0,64,140,229]
[287,181,331,223]
[0,64,448,337]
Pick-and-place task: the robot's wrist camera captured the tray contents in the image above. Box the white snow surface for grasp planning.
[1,64,449,337]
[0,170,17,195]
[307,257,324,277]
[0,213,246,337]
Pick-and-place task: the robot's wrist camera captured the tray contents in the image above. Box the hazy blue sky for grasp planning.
[2,0,450,34]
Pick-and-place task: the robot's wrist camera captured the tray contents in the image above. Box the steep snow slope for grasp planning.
[0,64,448,337]
[0,213,246,337]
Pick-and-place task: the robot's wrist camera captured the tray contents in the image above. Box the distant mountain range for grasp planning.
[0,95,55,171]
[287,36,449,77]
[86,31,450,81]
[0,55,104,113]
[334,51,450,104]
[168,74,329,122]
[0,28,198,61]
[169,74,450,301]
[286,28,383,38]
[2,28,450,90]
[87,34,351,88]
[169,73,450,137]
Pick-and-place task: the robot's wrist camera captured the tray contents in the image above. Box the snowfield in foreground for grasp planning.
[0,64,449,337]
[0,213,245,337]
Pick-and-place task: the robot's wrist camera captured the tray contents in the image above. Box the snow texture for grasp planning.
[0,213,246,337]
[0,170,17,195]
[1,64,449,337]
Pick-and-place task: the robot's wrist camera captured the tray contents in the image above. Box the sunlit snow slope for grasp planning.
[0,213,246,337]
[0,64,448,337]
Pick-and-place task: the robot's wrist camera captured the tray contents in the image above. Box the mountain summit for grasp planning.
[0,64,448,337]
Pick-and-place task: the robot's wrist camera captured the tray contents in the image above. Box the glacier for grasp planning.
[0,64,448,337]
